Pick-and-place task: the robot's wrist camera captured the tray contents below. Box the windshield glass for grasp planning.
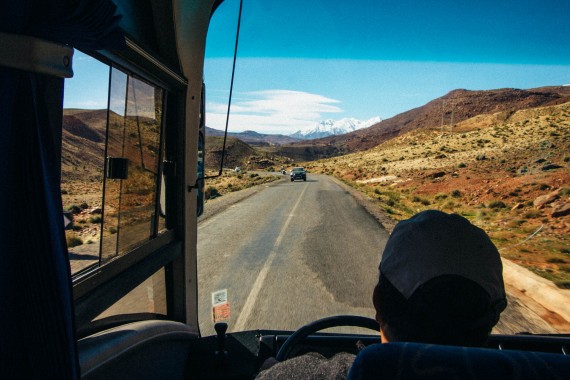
[199,0,570,336]
[292,168,304,172]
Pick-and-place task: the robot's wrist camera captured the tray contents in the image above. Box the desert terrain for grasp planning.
[306,101,570,288]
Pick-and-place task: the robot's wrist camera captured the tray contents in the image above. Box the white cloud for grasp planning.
[206,89,343,134]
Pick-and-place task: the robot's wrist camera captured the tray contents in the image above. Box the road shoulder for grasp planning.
[327,175,570,332]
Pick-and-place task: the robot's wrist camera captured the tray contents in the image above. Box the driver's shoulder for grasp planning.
[256,352,356,380]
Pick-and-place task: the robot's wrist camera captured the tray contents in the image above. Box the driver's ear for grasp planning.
[380,327,389,343]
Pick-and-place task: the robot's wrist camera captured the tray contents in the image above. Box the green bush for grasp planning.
[66,235,83,248]
[451,190,462,198]
[205,186,221,200]
[412,196,430,206]
[89,216,102,224]
[488,200,507,209]
[67,205,81,214]
[124,170,155,195]
[523,211,541,219]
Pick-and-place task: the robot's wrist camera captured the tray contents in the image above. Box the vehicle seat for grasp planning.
[78,320,198,380]
[347,342,570,380]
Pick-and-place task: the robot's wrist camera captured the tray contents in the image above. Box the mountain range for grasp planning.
[288,117,381,139]
[292,86,570,154]
[61,86,570,171]
[205,127,299,146]
[205,116,381,146]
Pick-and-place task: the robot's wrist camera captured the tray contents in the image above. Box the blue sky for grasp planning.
[65,0,570,135]
[204,0,570,134]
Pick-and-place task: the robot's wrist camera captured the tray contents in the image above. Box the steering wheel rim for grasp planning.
[275,315,380,362]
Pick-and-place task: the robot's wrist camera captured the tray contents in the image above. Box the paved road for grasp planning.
[198,174,389,336]
[198,174,558,337]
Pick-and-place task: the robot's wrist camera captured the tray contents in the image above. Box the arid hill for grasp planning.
[62,110,107,182]
[62,109,161,181]
[307,100,570,288]
[287,86,570,159]
[205,136,258,170]
[205,135,294,171]
[206,126,300,146]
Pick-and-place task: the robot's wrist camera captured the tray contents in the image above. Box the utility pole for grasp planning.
[450,99,455,134]
[441,99,445,133]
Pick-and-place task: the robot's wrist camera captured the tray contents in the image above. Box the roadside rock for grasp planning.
[542,164,563,171]
[552,203,570,218]
[534,189,561,209]
[427,171,446,179]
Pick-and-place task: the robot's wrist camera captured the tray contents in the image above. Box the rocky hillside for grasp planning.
[62,109,107,182]
[293,86,570,158]
[307,101,570,288]
[206,127,300,146]
[205,136,294,171]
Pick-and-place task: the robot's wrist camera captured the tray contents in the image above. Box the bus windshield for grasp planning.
[62,0,570,338]
[198,0,570,336]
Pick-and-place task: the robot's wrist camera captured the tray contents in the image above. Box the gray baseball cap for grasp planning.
[380,210,506,304]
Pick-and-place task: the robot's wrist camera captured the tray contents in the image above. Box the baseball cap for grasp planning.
[380,210,506,305]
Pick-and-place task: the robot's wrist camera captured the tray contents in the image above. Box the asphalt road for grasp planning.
[198,174,389,336]
[198,173,558,337]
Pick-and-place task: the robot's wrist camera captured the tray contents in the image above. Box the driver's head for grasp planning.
[373,210,507,347]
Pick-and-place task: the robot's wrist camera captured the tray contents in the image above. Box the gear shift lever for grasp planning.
[214,322,229,368]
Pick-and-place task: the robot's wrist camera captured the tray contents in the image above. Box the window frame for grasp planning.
[70,41,189,336]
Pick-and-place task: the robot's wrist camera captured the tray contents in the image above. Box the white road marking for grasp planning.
[233,184,309,331]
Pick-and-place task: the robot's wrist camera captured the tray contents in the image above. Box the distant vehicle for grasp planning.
[235,166,241,172]
[290,167,307,181]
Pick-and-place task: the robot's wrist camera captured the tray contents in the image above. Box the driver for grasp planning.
[256,210,507,379]
[372,209,507,347]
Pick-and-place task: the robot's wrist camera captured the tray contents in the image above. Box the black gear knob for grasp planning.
[214,322,228,351]
[214,322,229,368]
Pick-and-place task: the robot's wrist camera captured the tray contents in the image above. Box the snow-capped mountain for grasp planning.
[289,116,381,140]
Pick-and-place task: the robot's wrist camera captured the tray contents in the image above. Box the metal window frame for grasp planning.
[71,42,189,334]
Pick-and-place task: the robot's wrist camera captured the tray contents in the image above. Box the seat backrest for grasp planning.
[78,320,198,380]
[347,342,570,380]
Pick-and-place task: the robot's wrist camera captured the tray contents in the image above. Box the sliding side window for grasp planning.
[101,68,164,263]
[62,53,167,275]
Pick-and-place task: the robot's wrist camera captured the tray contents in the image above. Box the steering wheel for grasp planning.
[275,315,380,362]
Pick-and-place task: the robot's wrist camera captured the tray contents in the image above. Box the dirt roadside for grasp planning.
[328,176,570,333]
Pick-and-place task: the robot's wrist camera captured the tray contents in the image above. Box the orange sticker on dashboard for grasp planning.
[213,303,231,323]
[212,289,230,322]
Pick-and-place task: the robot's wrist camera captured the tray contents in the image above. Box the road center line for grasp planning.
[233,184,309,331]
